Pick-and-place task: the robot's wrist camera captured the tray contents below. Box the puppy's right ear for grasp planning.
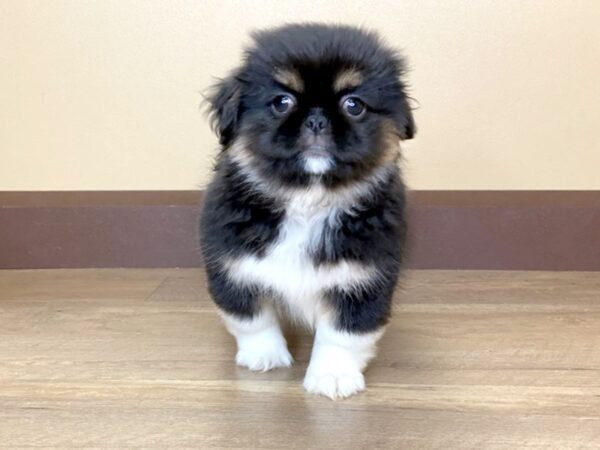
[207,74,243,147]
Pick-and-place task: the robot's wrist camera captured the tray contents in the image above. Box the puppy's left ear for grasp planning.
[395,96,416,140]
[207,74,243,147]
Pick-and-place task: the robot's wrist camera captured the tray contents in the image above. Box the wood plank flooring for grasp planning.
[1,269,599,449]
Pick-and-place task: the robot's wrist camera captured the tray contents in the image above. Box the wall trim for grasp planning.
[1,191,599,270]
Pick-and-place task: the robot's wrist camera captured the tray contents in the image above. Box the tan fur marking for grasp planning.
[273,68,303,93]
[228,137,399,209]
[333,69,364,92]
[379,119,401,164]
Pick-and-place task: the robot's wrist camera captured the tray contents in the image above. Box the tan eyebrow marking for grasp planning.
[273,68,303,93]
[333,69,364,92]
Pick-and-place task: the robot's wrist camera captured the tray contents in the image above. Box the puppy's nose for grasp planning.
[304,111,329,133]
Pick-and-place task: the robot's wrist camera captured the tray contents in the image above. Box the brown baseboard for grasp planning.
[1,191,599,270]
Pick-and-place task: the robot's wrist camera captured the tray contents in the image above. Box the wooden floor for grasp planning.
[1,270,599,449]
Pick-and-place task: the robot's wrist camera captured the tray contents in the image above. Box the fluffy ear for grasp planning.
[395,96,416,140]
[207,75,243,147]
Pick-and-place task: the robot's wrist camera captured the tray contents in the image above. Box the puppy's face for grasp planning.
[208,24,415,187]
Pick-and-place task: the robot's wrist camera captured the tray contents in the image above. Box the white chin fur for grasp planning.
[304,156,332,174]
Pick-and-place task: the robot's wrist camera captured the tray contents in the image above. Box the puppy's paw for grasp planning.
[235,327,293,372]
[303,370,365,399]
[236,345,293,372]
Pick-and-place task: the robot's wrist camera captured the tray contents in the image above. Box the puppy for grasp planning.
[200,24,415,399]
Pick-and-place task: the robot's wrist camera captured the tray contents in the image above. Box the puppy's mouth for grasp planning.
[301,133,332,156]
[304,144,330,160]
[302,144,333,175]
[297,132,334,174]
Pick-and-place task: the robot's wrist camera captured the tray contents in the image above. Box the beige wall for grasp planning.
[1,0,598,191]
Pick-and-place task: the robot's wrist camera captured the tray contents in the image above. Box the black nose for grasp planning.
[304,111,329,133]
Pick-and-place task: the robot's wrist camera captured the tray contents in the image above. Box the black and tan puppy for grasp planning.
[200,23,415,399]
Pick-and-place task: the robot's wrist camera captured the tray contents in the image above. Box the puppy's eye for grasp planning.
[271,95,296,116]
[341,96,366,118]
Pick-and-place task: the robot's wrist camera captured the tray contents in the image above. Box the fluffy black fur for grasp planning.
[200,23,414,333]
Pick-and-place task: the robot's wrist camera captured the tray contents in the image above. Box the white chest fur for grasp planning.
[224,190,375,326]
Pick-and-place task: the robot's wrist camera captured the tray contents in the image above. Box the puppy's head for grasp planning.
[208,24,415,187]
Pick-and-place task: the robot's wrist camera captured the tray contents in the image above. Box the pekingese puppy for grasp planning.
[200,23,415,399]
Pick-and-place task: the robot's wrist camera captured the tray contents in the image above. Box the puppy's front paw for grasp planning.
[236,345,293,372]
[303,370,365,399]
[235,327,293,372]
